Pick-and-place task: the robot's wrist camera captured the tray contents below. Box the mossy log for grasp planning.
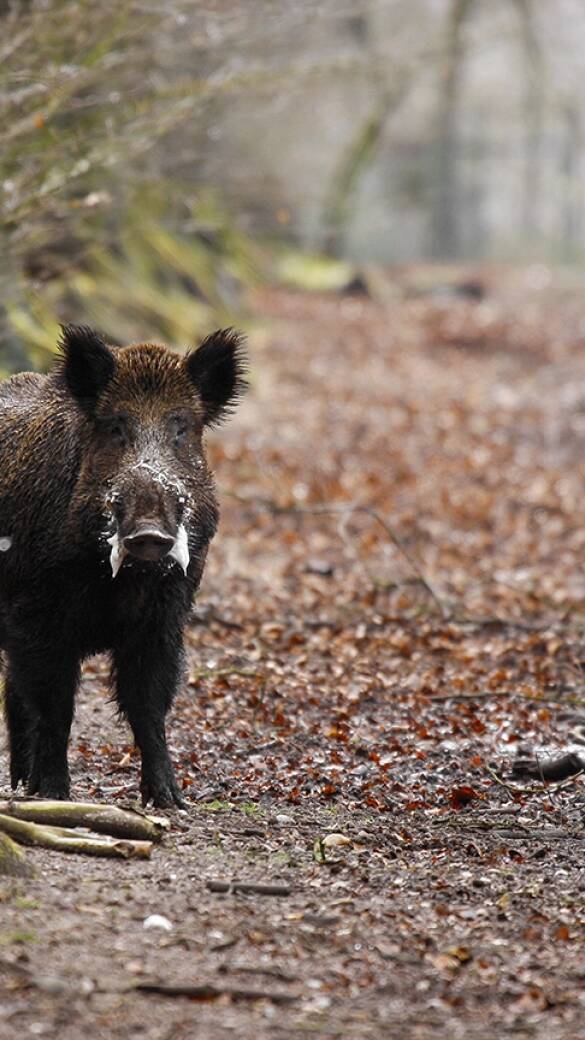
[0,831,35,877]
[0,801,168,842]
[0,814,153,859]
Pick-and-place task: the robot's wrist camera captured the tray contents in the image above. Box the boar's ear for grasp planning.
[59,324,115,408]
[185,328,247,426]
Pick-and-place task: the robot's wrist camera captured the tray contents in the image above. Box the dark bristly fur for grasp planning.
[0,325,247,808]
[186,328,248,426]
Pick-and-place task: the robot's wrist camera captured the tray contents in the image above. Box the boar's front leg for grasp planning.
[113,627,186,809]
[4,671,38,790]
[5,652,79,799]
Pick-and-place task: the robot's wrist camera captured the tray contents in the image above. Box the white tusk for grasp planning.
[107,533,127,578]
[169,525,190,575]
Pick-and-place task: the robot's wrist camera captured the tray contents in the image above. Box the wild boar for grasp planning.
[0,324,246,807]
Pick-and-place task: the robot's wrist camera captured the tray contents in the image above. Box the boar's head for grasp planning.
[59,324,246,577]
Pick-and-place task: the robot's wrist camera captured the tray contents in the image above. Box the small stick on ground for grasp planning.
[227,492,448,617]
[189,666,263,682]
[429,690,511,702]
[442,819,585,842]
[484,764,533,795]
[429,689,585,704]
[206,880,291,896]
[135,981,297,1004]
[217,962,297,983]
[511,753,585,784]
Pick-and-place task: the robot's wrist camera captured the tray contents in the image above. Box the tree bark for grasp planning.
[512,0,545,244]
[431,0,475,259]
[0,830,35,878]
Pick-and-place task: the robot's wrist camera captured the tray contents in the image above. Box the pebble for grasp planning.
[323,833,351,849]
[143,914,173,931]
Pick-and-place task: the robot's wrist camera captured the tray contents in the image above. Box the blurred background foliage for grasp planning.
[0,0,274,374]
[2,0,585,373]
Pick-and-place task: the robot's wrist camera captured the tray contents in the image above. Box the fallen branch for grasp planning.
[135,980,297,1004]
[189,666,262,683]
[439,818,585,842]
[429,690,510,702]
[511,753,585,784]
[484,764,532,795]
[430,689,585,708]
[485,758,585,795]
[226,493,585,635]
[475,806,523,816]
[217,962,297,983]
[0,800,167,842]
[206,880,291,897]
[0,814,152,858]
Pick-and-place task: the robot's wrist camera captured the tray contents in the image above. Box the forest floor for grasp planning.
[2,268,585,1039]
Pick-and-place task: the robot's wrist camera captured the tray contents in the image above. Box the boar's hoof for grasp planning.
[10,759,31,791]
[141,774,186,810]
[27,770,71,801]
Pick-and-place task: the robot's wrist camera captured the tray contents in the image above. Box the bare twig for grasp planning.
[438,818,585,842]
[452,614,567,633]
[206,880,291,897]
[135,981,297,1004]
[225,492,585,637]
[430,689,585,707]
[484,764,532,795]
[511,753,585,784]
[189,666,262,683]
[218,963,297,983]
[485,759,585,797]
[474,806,523,816]
[429,690,509,702]
[227,492,448,616]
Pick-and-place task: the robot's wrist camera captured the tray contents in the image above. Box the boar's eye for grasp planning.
[102,416,129,446]
[169,414,189,448]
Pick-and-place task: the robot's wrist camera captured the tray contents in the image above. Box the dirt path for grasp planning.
[2,274,585,1039]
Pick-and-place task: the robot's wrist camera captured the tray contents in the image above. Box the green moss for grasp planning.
[0,930,37,945]
[240,802,262,817]
[13,896,41,910]
[196,800,235,813]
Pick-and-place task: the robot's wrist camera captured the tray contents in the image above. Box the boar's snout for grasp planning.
[123,526,176,562]
[105,473,191,578]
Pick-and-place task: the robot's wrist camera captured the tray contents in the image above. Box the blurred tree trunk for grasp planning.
[512,0,545,244]
[321,1,415,257]
[559,99,582,260]
[430,0,474,259]
[321,88,408,257]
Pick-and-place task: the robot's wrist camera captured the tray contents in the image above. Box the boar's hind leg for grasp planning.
[113,631,186,809]
[7,653,79,800]
[4,672,38,790]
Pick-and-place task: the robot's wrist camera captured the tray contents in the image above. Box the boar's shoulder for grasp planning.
[0,371,46,415]
[0,376,85,562]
